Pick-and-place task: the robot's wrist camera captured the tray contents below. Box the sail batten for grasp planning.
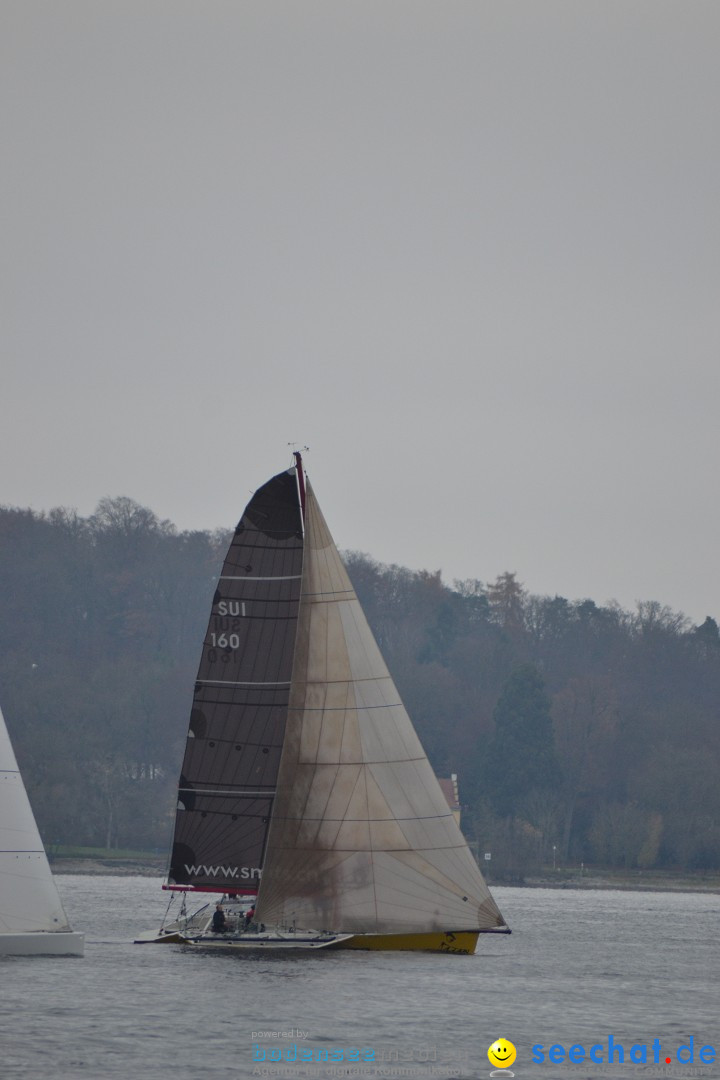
[220,575,302,582]
[255,479,508,935]
[196,680,292,687]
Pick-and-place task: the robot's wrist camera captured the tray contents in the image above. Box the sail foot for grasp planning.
[256,848,503,934]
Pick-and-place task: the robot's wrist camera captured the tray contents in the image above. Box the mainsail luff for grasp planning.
[167,467,304,892]
[255,478,508,935]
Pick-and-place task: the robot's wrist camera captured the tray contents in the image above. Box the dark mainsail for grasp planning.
[167,467,303,893]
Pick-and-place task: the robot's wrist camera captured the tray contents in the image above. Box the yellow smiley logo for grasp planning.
[488,1039,517,1068]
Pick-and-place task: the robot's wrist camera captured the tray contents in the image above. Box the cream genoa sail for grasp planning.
[0,706,84,956]
[256,475,508,946]
[153,455,508,953]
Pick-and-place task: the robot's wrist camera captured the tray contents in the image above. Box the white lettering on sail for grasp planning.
[209,633,241,648]
[184,865,262,879]
[216,601,247,617]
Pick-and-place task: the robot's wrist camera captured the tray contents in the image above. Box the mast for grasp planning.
[293,451,306,529]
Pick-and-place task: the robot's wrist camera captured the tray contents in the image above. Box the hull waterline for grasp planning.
[331,931,480,954]
[182,932,353,952]
[0,931,84,957]
[134,929,483,954]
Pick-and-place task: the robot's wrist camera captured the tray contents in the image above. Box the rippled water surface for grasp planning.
[1,877,718,1080]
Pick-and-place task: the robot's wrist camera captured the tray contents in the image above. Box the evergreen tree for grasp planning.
[484,664,560,817]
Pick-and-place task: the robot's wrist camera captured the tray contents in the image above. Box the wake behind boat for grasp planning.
[137,453,509,954]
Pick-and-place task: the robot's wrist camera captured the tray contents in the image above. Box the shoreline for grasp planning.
[53,858,165,877]
[509,875,720,895]
[52,859,720,894]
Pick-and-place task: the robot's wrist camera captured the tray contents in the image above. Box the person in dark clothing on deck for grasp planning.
[211,903,227,933]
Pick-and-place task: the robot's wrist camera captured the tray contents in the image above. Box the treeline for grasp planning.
[1,498,719,876]
[343,558,720,877]
[0,498,231,854]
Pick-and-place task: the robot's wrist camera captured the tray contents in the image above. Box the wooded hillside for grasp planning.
[1,497,718,876]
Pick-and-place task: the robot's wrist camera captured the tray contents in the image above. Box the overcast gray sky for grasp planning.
[2,2,718,623]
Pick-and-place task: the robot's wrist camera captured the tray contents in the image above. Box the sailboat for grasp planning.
[140,454,509,953]
[0,705,84,956]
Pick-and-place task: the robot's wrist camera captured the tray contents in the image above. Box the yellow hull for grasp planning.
[331,931,479,954]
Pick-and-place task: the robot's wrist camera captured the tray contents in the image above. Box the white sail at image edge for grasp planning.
[0,706,84,956]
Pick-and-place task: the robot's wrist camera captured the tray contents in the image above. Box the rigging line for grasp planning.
[249,755,435,767]
[194,687,290,696]
[205,613,299,621]
[196,680,292,687]
[361,767,380,923]
[287,675,396,686]
[293,703,402,712]
[210,604,299,613]
[227,540,302,552]
[188,736,284,747]
[191,700,289,709]
[269,812,457,823]
[305,596,360,607]
[325,763,362,846]
[301,589,355,598]
[178,789,275,797]
[267,623,295,700]
[219,574,301,581]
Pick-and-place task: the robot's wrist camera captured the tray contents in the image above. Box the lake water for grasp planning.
[1,877,718,1080]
